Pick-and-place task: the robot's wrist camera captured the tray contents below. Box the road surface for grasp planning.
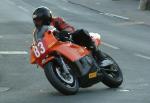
[0,0,150,103]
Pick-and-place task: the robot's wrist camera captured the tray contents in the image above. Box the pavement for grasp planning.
[0,0,150,103]
[68,0,150,25]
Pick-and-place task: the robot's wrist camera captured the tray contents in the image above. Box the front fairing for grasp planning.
[30,26,58,67]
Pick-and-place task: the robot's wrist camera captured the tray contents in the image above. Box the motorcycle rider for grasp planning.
[32,6,112,67]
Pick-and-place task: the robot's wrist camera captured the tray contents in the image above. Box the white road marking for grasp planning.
[0,34,31,39]
[102,42,120,50]
[0,35,3,38]
[68,1,129,20]
[134,53,150,60]
[99,11,129,20]
[18,6,29,13]
[7,0,15,5]
[99,9,129,20]
[40,89,50,93]
[107,13,129,20]
[141,83,149,86]
[62,0,68,2]
[68,1,130,21]
[0,51,28,55]
[0,87,10,92]
[116,21,145,26]
[102,12,129,20]
[96,2,100,5]
[99,12,104,15]
[119,89,130,92]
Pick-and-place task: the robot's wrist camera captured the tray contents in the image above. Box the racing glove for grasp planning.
[58,30,72,41]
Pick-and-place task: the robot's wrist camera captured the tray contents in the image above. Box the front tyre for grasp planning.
[101,52,123,88]
[44,61,79,95]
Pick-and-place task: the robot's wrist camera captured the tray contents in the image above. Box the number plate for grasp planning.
[89,72,97,79]
[33,41,46,58]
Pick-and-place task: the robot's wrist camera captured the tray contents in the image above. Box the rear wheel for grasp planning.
[100,52,123,88]
[44,60,79,95]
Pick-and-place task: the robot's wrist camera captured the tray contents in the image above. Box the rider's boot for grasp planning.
[90,42,113,67]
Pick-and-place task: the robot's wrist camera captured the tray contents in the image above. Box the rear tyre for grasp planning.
[100,52,123,88]
[44,61,79,95]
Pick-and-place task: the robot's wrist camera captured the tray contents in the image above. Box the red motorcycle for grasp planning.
[30,26,123,95]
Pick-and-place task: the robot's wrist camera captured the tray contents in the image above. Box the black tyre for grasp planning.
[100,52,123,88]
[44,61,79,95]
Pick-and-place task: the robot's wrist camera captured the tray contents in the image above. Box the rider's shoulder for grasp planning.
[53,16,64,22]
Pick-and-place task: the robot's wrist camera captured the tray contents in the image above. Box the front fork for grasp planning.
[55,54,70,74]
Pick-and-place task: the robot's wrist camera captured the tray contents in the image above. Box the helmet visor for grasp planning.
[33,18,43,28]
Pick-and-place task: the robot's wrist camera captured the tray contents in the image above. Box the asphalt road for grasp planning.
[0,0,150,103]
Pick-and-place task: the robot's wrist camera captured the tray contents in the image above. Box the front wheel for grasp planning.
[44,60,79,95]
[100,52,123,88]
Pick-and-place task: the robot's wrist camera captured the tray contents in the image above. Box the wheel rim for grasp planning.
[103,63,120,79]
[56,67,74,84]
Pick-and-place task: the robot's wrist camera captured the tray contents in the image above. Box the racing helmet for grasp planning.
[32,6,52,28]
